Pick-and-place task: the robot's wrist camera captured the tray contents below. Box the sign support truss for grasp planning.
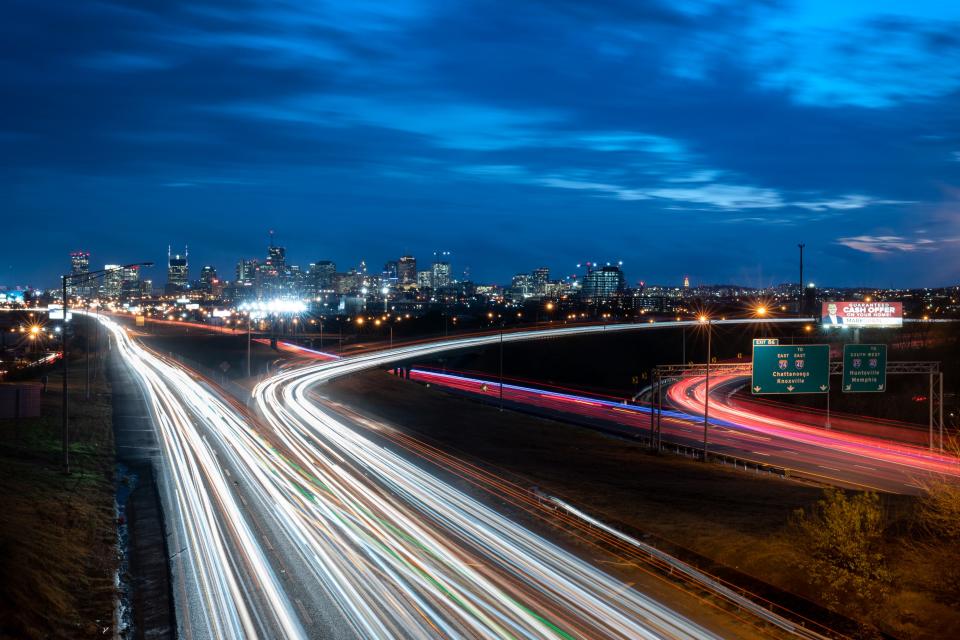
[650,361,944,453]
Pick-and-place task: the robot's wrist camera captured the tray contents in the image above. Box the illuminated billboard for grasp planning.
[821,301,902,328]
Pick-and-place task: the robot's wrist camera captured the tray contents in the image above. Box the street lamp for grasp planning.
[60,261,152,475]
[699,313,712,460]
[499,320,505,411]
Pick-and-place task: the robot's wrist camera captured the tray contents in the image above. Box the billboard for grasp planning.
[821,301,902,328]
[47,305,73,321]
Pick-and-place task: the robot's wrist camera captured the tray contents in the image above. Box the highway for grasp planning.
[106,314,827,638]
[96,314,308,639]
[254,337,729,638]
[399,366,959,493]
[667,374,960,492]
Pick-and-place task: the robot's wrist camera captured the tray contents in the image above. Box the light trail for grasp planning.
[104,314,818,638]
[668,375,960,480]
[95,314,306,639]
[403,366,959,492]
[252,320,809,638]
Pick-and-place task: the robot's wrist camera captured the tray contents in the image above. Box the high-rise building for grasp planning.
[266,245,286,277]
[288,265,306,297]
[417,270,433,290]
[308,260,336,295]
[510,273,533,299]
[236,258,258,285]
[199,265,217,287]
[398,255,417,288]
[120,265,141,302]
[262,231,289,296]
[166,246,189,293]
[581,265,625,303]
[532,267,550,296]
[69,251,90,297]
[101,264,123,298]
[198,265,221,298]
[383,260,399,280]
[431,251,451,289]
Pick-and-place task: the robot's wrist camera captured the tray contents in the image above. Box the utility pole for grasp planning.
[798,243,805,315]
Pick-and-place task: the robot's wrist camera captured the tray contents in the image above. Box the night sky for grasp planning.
[3,1,960,289]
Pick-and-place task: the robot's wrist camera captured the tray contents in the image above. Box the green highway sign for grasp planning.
[842,344,887,393]
[753,338,779,346]
[752,344,829,395]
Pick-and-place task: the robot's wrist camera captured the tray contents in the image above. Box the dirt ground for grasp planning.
[323,369,958,640]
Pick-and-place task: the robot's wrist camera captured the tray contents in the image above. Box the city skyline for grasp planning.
[4,234,959,292]
[3,1,960,288]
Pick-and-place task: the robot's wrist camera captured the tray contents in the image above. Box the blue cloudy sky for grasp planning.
[3,0,960,288]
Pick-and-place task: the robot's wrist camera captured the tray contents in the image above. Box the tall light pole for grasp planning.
[246,312,252,378]
[60,275,68,474]
[700,314,712,460]
[798,243,805,315]
[60,261,152,475]
[498,321,505,412]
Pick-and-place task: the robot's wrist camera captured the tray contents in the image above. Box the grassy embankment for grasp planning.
[0,355,117,640]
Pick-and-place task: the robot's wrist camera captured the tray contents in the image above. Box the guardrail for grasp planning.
[534,491,842,639]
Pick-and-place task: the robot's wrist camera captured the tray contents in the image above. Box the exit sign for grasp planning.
[752,344,829,395]
[842,344,887,393]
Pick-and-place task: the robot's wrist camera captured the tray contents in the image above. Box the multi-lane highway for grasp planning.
[98,314,307,639]
[399,366,959,493]
[667,374,959,492]
[107,314,820,638]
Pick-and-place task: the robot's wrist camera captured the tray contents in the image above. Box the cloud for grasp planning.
[740,9,960,109]
[646,183,785,209]
[665,169,722,183]
[538,177,650,201]
[836,235,936,254]
[3,0,960,287]
[793,195,911,212]
[574,132,686,157]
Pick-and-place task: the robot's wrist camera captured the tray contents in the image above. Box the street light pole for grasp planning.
[247,313,252,378]
[499,322,504,412]
[58,261,151,475]
[798,242,805,314]
[702,319,711,459]
[85,305,91,400]
[61,275,69,475]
